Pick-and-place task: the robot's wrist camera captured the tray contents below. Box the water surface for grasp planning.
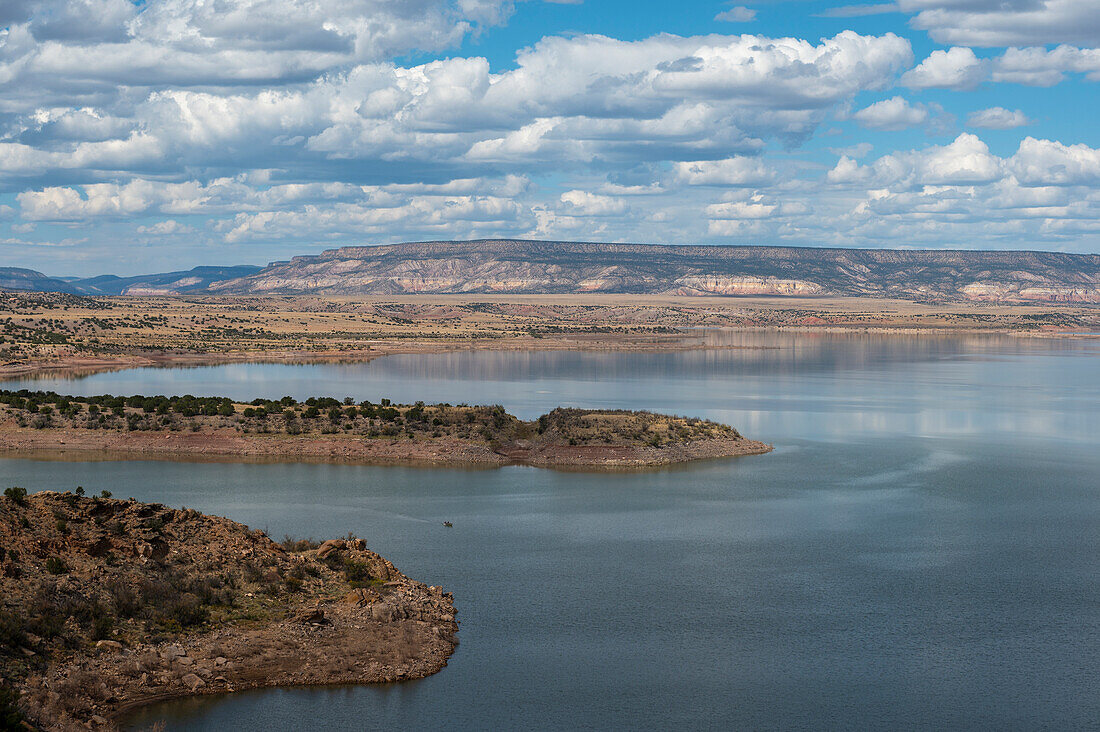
[2,333,1097,730]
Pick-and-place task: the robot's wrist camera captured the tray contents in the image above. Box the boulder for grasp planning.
[181,673,205,692]
[294,604,327,624]
[316,539,345,559]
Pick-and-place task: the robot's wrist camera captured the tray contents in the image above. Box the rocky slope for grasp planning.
[0,490,458,730]
[207,240,1100,303]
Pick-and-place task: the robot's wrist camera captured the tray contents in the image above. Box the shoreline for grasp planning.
[0,425,774,470]
[1,324,1096,382]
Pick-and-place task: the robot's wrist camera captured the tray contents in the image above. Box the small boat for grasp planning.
[442,521,453,527]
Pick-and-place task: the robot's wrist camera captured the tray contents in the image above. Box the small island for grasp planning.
[0,489,458,730]
[0,390,772,468]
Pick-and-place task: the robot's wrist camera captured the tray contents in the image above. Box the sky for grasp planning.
[1,0,1099,275]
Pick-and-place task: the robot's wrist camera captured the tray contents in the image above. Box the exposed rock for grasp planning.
[208,240,1100,304]
[181,673,205,692]
[316,539,345,558]
[294,604,327,625]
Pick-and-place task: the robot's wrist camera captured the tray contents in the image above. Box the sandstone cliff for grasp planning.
[206,240,1100,303]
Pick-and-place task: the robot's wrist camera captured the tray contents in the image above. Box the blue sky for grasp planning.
[1,0,1098,275]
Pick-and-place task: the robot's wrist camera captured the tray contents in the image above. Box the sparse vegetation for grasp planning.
[0,492,458,730]
[0,388,738,452]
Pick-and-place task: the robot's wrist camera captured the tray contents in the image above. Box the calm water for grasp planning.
[3,333,1098,730]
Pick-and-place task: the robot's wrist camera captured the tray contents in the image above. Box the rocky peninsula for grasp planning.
[0,390,772,469]
[0,489,458,731]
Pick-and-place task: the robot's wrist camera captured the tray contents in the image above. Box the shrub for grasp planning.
[3,486,26,505]
[100,490,112,499]
[45,557,68,575]
[0,609,27,651]
[342,559,373,587]
[0,684,24,729]
[281,535,320,552]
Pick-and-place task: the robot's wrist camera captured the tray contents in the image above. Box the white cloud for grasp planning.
[1011,137,1100,186]
[1,31,914,185]
[901,47,986,90]
[559,190,628,216]
[899,0,1100,47]
[852,96,929,130]
[136,220,193,235]
[673,157,774,186]
[991,46,1100,87]
[0,0,513,102]
[967,107,1030,129]
[715,6,757,22]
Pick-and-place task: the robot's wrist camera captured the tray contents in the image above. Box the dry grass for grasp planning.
[0,291,1093,375]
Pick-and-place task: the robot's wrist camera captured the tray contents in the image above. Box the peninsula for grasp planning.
[0,390,771,469]
[0,490,458,730]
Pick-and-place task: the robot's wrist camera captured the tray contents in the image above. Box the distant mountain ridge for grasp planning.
[5,241,1100,303]
[0,265,262,296]
[208,240,1100,303]
[0,267,82,294]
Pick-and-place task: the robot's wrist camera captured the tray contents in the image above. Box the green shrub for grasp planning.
[3,486,26,505]
[0,684,25,729]
[343,559,372,587]
[45,557,68,575]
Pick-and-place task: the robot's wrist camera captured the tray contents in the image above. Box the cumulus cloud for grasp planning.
[559,190,628,216]
[967,107,1030,129]
[852,96,930,130]
[1011,137,1100,186]
[673,157,774,186]
[715,6,757,22]
[991,45,1100,87]
[0,0,513,103]
[1,31,914,187]
[899,0,1100,47]
[901,47,986,90]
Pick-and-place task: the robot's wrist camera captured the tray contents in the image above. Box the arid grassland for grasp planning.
[0,490,458,731]
[0,291,1096,377]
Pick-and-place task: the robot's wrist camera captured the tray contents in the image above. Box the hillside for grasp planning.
[0,266,261,297]
[0,490,458,730]
[72,265,262,296]
[207,240,1100,303]
[0,268,80,295]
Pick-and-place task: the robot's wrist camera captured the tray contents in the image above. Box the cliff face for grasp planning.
[208,240,1100,303]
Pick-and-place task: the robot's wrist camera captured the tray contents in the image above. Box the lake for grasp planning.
[3,332,1098,730]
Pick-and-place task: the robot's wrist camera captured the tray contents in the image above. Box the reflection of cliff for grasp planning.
[208,240,1100,303]
[366,331,1041,382]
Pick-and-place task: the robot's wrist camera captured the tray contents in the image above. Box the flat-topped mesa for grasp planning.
[0,491,457,731]
[0,390,771,468]
[204,239,1100,304]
